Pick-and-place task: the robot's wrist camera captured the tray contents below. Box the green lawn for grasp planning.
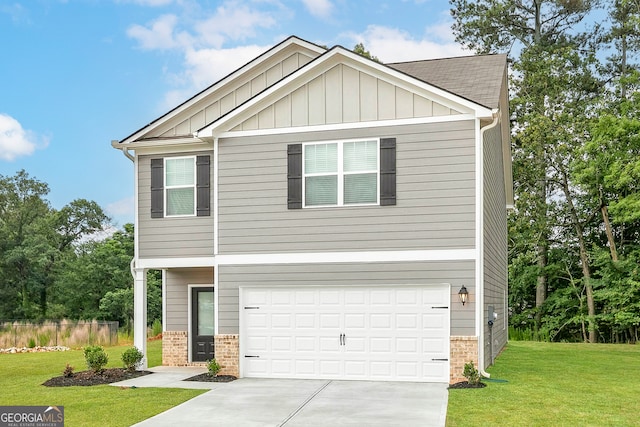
[446,341,640,426]
[0,340,205,427]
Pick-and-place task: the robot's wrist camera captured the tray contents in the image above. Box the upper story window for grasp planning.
[165,156,196,216]
[303,139,379,207]
[150,155,210,219]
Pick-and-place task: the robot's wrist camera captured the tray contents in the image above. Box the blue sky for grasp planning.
[0,0,467,228]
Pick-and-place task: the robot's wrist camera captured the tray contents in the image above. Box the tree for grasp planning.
[353,43,380,62]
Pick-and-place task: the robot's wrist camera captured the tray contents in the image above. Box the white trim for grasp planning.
[161,269,167,332]
[213,138,219,256]
[214,264,219,336]
[216,249,475,265]
[134,143,213,157]
[136,257,216,269]
[214,114,478,140]
[134,152,140,262]
[187,284,215,363]
[122,137,206,149]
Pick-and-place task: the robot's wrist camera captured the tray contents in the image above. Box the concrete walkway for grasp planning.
[111,368,448,427]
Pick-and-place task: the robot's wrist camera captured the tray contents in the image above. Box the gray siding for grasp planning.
[218,120,476,253]
[138,152,215,259]
[482,123,508,367]
[165,268,214,331]
[218,261,475,336]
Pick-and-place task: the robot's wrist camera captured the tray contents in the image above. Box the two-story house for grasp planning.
[112,36,512,383]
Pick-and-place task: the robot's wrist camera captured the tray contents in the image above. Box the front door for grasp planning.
[191,287,214,362]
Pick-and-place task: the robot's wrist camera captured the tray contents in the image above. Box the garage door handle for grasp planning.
[431,358,448,361]
[244,355,260,358]
[431,306,449,309]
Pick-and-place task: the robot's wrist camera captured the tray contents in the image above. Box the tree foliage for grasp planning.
[452,0,640,342]
[0,171,160,328]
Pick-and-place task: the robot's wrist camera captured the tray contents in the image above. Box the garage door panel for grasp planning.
[242,286,450,382]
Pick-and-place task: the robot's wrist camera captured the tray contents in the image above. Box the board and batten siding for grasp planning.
[482,122,509,367]
[233,64,460,131]
[138,152,215,259]
[217,120,476,254]
[218,261,475,336]
[145,51,317,139]
[165,268,214,331]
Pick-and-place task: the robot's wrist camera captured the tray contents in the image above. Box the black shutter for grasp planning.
[196,155,211,216]
[287,144,303,209]
[380,138,396,206]
[150,158,164,218]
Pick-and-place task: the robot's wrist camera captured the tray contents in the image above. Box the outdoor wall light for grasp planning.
[458,285,469,306]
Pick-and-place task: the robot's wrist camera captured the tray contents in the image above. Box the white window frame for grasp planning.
[164,155,197,217]
[302,138,380,208]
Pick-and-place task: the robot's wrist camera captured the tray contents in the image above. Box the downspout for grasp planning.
[111,140,134,162]
[478,111,500,379]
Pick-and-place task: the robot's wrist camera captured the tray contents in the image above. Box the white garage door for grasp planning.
[240,285,450,382]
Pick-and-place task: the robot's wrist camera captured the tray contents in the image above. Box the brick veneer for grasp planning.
[450,336,479,383]
[214,334,239,377]
[161,331,206,367]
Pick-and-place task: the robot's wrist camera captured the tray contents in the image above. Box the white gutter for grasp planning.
[477,111,500,379]
[111,140,134,162]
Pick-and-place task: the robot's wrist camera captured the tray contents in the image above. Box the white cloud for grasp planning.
[194,4,276,47]
[301,0,333,18]
[0,114,49,161]
[126,14,186,50]
[346,24,468,63]
[106,196,135,217]
[117,0,174,6]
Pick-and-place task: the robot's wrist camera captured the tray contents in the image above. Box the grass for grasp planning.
[446,341,640,426]
[0,339,205,427]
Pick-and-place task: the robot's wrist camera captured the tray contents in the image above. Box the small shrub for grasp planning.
[206,359,221,377]
[27,337,36,348]
[84,345,109,373]
[63,363,74,378]
[122,347,144,372]
[463,361,481,385]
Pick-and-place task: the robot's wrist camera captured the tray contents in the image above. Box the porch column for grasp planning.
[133,267,148,369]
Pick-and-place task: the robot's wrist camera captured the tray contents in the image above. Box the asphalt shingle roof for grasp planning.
[387,54,508,110]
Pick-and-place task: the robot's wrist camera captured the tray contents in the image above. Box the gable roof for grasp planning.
[387,54,508,110]
[115,36,508,145]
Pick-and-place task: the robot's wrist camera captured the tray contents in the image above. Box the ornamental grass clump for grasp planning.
[84,345,109,373]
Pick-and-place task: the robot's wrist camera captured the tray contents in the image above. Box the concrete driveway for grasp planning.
[132,378,448,427]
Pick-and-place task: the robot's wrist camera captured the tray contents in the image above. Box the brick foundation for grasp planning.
[161,331,205,367]
[450,336,479,383]
[214,334,239,377]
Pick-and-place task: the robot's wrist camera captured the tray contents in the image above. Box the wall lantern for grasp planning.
[458,285,469,306]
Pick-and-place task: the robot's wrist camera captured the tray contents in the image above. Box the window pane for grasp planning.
[305,175,337,206]
[344,173,377,204]
[344,140,377,172]
[305,143,337,174]
[167,187,194,215]
[166,158,195,186]
[197,291,215,336]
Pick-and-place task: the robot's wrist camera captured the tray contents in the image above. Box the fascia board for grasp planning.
[117,36,326,145]
[198,47,493,138]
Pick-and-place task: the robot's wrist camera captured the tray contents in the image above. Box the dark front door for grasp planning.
[191,287,214,362]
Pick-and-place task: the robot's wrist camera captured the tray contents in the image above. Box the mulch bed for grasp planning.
[448,381,487,389]
[183,373,237,383]
[43,368,152,387]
